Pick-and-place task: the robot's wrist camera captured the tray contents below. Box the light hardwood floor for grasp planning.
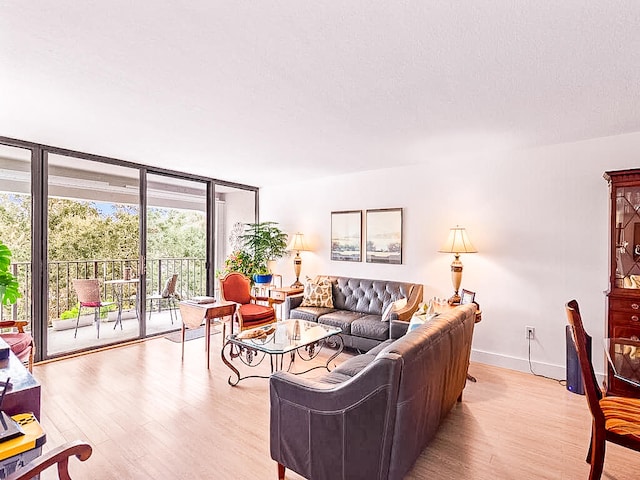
[32,333,640,479]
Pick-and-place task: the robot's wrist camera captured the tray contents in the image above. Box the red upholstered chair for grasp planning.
[219,272,276,334]
[565,299,640,480]
[0,321,34,372]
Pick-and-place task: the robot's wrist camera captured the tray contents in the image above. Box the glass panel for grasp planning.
[614,185,640,288]
[146,174,207,336]
[214,185,257,295]
[47,154,140,355]
[0,145,32,327]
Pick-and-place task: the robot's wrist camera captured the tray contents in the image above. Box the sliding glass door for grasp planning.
[145,174,207,336]
[0,145,32,328]
[46,154,141,356]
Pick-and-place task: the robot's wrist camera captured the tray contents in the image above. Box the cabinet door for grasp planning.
[612,185,640,288]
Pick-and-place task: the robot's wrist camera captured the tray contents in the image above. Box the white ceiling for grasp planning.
[1,2,639,187]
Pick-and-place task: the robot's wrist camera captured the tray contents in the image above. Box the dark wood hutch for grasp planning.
[604,168,640,397]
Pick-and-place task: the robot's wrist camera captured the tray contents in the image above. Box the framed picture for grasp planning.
[331,211,362,262]
[460,289,476,305]
[365,208,403,264]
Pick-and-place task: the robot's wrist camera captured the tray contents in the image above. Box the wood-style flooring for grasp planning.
[32,333,640,479]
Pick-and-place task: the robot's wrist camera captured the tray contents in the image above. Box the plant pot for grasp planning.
[52,314,94,331]
[253,273,273,285]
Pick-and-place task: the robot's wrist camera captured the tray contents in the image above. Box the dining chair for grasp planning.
[5,440,92,480]
[565,299,640,480]
[147,273,179,324]
[72,279,115,339]
[0,320,34,372]
[219,272,276,334]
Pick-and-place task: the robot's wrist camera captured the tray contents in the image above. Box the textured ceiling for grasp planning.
[1,1,639,186]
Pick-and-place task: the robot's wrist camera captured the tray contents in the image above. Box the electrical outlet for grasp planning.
[525,326,535,340]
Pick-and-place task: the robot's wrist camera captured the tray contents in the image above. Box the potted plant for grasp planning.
[239,222,288,284]
[0,241,21,306]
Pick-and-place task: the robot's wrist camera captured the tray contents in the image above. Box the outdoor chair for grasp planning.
[0,320,34,372]
[72,279,115,339]
[219,272,276,334]
[565,299,640,480]
[5,440,92,480]
[147,273,179,324]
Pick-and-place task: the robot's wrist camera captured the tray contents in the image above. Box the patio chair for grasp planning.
[147,273,179,324]
[565,299,640,480]
[219,272,276,334]
[0,320,34,372]
[72,279,115,339]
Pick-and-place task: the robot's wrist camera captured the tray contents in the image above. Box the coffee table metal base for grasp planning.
[221,334,343,386]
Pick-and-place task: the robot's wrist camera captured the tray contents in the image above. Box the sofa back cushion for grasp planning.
[319,276,416,316]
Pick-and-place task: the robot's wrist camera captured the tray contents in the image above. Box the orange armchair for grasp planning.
[219,272,276,334]
[0,320,34,372]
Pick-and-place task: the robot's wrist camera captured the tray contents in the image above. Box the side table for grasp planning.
[0,351,40,421]
[178,300,237,369]
[269,287,304,320]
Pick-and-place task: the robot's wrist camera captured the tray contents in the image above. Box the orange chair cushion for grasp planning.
[600,396,640,440]
[238,303,275,323]
[1,333,33,356]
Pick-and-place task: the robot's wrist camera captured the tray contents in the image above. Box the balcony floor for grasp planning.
[47,308,181,357]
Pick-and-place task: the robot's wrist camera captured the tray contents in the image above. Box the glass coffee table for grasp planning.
[221,319,343,386]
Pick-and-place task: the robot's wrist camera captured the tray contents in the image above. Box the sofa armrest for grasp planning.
[390,319,410,339]
[270,354,401,480]
[284,294,304,319]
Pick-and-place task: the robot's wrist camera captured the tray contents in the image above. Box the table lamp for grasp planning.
[438,226,477,305]
[287,233,308,288]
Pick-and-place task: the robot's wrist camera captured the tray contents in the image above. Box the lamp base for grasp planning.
[291,280,303,288]
[447,293,461,306]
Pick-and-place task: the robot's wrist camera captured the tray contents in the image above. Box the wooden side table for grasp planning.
[178,301,237,369]
[269,287,304,320]
[0,351,40,421]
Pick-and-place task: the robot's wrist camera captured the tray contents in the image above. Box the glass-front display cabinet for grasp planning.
[604,169,640,398]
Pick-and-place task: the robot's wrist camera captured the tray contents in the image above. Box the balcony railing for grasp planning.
[1,257,207,325]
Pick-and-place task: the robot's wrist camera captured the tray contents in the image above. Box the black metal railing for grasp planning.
[1,257,207,326]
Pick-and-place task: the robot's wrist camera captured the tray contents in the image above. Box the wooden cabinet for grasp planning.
[604,169,640,397]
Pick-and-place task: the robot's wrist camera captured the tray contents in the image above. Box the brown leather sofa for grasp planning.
[286,275,423,351]
[270,303,477,480]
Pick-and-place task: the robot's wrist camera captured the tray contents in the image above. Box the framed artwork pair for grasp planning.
[330,208,403,264]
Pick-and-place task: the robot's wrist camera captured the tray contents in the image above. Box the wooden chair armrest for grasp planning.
[0,321,28,333]
[6,440,92,480]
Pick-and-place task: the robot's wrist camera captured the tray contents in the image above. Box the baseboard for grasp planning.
[469,349,605,384]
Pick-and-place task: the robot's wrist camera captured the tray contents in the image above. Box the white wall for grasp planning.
[260,131,640,379]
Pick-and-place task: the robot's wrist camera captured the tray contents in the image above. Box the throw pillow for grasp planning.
[300,279,334,308]
[381,297,408,322]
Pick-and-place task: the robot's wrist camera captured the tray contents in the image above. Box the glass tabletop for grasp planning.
[229,319,341,355]
[605,337,640,388]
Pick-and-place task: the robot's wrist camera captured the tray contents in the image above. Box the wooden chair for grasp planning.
[147,273,179,324]
[565,299,640,480]
[72,279,115,339]
[219,272,276,334]
[0,321,34,372]
[5,440,92,480]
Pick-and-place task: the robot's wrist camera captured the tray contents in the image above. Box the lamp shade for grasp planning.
[438,226,477,254]
[287,232,308,252]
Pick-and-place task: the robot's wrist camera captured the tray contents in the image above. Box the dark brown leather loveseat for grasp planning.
[270,303,477,480]
[286,275,423,352]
